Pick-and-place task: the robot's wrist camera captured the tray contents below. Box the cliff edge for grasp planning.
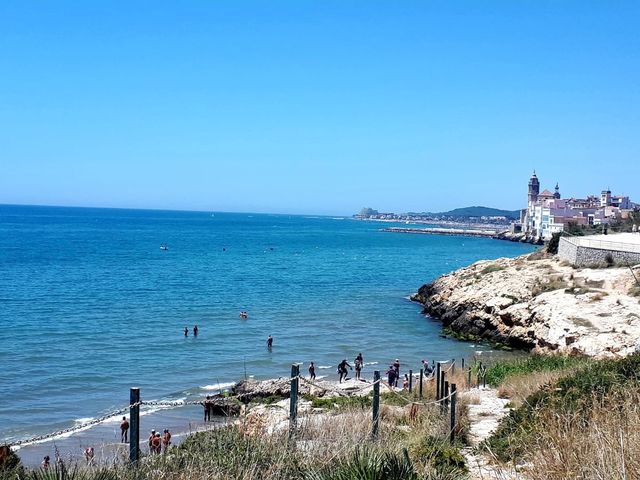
[412,253,640,357]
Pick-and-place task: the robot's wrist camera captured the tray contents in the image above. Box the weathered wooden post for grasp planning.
[129,387,140,464]
[451,358,455,375]
[450,384,457,444]
[372,370,380,438]
[467,368,472,388]
[289,364,299,439]
[461,358,465,369]
[482,367,487,388]
[419,368,424,399]
[409,369,413,393]
[440,369,446,405]
[444,381,450,408]
[435,362,441,400]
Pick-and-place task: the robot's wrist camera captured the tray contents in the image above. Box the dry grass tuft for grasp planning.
[524,390,640,480]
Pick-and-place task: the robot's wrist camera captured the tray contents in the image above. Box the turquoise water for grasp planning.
[0,205,534,446]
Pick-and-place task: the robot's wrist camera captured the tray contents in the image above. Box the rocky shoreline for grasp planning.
[411,252,640,357]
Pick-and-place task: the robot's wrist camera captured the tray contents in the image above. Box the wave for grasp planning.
[317,365,332,370]
[364,361,378,365]
[199,381,236,392]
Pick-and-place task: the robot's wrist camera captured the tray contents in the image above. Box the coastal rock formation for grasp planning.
[412,253,640,357]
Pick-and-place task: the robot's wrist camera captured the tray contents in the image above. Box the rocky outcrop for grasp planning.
[412,254,640,357]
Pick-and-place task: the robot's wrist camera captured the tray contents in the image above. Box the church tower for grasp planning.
[554,183,561,199]
[528,171,540,204]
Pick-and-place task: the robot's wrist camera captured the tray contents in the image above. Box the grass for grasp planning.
[483,354,592,387]
[531,276,569,296]
[2,400,467,480]
[484,354,640,464]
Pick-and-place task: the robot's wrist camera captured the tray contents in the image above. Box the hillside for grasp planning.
[436,206,520,219]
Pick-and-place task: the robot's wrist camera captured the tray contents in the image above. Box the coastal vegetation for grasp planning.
[484,354,640,478]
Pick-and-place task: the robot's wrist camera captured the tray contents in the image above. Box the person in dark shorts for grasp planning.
[386,365,397,388]
[267,335,273,348]
[354,355,363,381]
[337,359,352,383]
[120,416,129,443]
[308,362,316,380]
[393,359,401,387]
[204,396,211,421]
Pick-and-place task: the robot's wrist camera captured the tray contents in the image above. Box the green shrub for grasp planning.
[483,355,592,387]
[305,447,417,480]
[486,355,640,462]
[411,436,467,476]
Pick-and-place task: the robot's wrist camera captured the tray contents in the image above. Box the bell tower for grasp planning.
[528,171,540,204]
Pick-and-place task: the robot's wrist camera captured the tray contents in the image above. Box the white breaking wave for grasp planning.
[200,382,236,391]
[317,365,332,370]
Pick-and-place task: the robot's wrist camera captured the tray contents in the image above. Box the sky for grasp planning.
[0,1,638,215]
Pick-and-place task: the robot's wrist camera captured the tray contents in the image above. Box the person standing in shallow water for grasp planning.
[267,335,273,348]
[184,327,188,337]
[193,325,198,337]
[338,359,352,383]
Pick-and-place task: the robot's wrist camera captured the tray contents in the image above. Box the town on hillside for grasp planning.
[515,171,639,241]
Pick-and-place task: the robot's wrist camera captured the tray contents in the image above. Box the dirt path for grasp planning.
[461,387,519,480]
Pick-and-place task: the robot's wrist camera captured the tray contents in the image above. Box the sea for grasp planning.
[0,205,535,465]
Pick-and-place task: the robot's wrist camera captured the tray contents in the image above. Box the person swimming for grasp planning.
[193,325,199,336]
[239,311,248,319]
[184,327,188,337]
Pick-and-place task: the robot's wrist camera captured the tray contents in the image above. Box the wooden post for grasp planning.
[372,370,380,438]
[444,381,449,408]
[129,387,140,464]
[440,370,446,405]
[451,358,455,375]
[483,367,487,388]
[409,369,413,393]
[435,362,441,400]
[289,364,299,439]
[419,368,424,399]
[450,384,457,443]
[461,358,465,369]
[467,368,472,388]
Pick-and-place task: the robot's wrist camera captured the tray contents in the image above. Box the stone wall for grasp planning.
[559,237,640,267]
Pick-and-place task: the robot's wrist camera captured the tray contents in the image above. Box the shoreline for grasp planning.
[382,226,543,245]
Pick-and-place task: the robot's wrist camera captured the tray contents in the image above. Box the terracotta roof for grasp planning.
[539,189,554,196]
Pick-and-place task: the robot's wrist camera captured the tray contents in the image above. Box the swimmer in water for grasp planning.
[267,335,273,348]
[193,325,199,337]
[184,327,188,337]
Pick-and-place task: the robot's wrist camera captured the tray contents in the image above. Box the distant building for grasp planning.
[518,172,636,241]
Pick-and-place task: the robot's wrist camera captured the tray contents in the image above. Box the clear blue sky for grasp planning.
[1,1,638,215]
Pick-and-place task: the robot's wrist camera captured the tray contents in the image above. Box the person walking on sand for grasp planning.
[354,355,363,381]
[386,365,397,388]
[393,359,401,387]
[204,396,211,422]
[120,416,129,443]
[337,359,352,383]
[267,335,273,348]
[148,430,156,453]
[152,433,162,454]
[193,325,199,337]
[162,429,171,452]
[84,447,95,466]
[308,362,316,380]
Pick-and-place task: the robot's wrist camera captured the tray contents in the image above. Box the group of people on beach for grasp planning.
[148,429,172,454]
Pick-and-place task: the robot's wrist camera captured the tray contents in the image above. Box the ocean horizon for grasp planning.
[0,204,534,464]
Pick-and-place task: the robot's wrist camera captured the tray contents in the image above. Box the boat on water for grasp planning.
[160,244,169,251]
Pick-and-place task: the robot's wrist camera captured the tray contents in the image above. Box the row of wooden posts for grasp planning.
[127,359,488,463]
